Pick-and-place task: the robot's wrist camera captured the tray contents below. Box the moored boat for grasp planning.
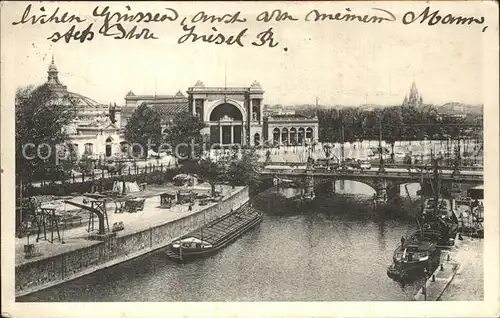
[387,235,441,281]
[166,206,263,261]
[420,198,458,247]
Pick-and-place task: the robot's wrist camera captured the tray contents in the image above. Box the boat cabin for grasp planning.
[394,240,434,263]
[172,237,212,249]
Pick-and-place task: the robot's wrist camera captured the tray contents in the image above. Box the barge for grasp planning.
[166,205,263,261]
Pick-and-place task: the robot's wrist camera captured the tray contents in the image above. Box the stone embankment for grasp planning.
[15,186,249,297]
[413,236,483,301]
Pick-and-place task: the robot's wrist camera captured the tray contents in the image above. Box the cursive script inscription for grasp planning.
[191,11,246,24]
[92,6,178,24]
[12,4,86,25]
[92,6,178,40]
[305,8,396,23]
[178,25,248,46]
[252,28,279,47]
[256,9,299,22]
[47,24,94,43]
[403,6,487,31]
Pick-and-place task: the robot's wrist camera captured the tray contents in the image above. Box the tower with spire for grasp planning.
[402,80,423,109]
[44,55,67,93]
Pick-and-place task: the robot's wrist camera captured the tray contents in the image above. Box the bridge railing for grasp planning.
[263,161,483,171]
[261,168,483,181]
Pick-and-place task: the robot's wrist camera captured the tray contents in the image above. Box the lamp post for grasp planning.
[378,118,385,172]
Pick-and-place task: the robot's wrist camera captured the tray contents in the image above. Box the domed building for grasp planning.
[41,57,123,158]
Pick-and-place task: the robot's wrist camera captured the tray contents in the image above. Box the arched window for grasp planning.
[105,137,113,157]
[281,128,289,144]
[306,127,313,141]
[289,128,297,145]
[254,133,260,145]
[297,128,305,144]
[273,128,280,142]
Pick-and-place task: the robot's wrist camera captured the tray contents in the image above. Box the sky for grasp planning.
[2,1,497,107]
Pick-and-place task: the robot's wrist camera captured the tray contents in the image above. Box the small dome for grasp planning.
[48,55,58,72]
[194,80,205,88]
[126,90,135,97]
[175,90,184,97]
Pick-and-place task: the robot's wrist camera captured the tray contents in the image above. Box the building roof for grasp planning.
[67,91,102,107]
[121,102,189,120]
[266,113,318,121]
[125,94,184,101]
[152,103,188,117]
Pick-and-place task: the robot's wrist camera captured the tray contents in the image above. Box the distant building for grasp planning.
[24,57,123,158]
[402,81,423,109]
[119,81,320,147]
[264,113,319,145]
[121,91,188,131]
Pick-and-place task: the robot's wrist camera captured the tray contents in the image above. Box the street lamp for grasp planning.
[378,118,385,172]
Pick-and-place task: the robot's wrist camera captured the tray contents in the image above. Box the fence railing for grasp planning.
[26,162,179,188]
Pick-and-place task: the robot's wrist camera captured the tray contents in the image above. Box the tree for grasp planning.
[228,148,261,188]
[163,111,206,161]
[16,85,75,187]
[78,149,94,174]
[382,107,403,161]
[197,158,222,197]
[124,103,162,157]
[59,144,79,175]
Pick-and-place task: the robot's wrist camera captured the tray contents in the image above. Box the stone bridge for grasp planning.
[259,166,483,202]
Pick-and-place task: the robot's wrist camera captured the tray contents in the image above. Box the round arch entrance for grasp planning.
[209,103,244,145]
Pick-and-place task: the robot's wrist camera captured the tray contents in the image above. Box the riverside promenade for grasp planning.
[15,184,225,265]
[15,185,247,296]
[413,236,483,301]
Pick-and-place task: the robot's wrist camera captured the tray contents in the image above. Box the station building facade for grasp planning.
[186,81,319,146]
[186,80,265,146]
[122,80,319,147]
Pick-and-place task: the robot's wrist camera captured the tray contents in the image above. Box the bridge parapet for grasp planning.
[263,161,483,171]
[261,168,483,182]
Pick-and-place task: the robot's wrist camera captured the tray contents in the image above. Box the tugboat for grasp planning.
[420,198,459,247]
[417,152,459,247]
[387,233,441,281]
[166,206,263,261]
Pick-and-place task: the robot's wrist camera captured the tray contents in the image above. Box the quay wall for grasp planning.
[15,187,250,297]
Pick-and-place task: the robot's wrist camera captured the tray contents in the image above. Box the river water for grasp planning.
[19,181,427,302]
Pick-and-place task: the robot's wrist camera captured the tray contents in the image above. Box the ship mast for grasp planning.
[340,112,345,163]
[431,149,441,214]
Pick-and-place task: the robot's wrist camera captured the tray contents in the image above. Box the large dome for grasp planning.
[67,91,102,107]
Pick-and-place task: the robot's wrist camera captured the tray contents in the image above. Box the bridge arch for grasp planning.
[313,177,377,196]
